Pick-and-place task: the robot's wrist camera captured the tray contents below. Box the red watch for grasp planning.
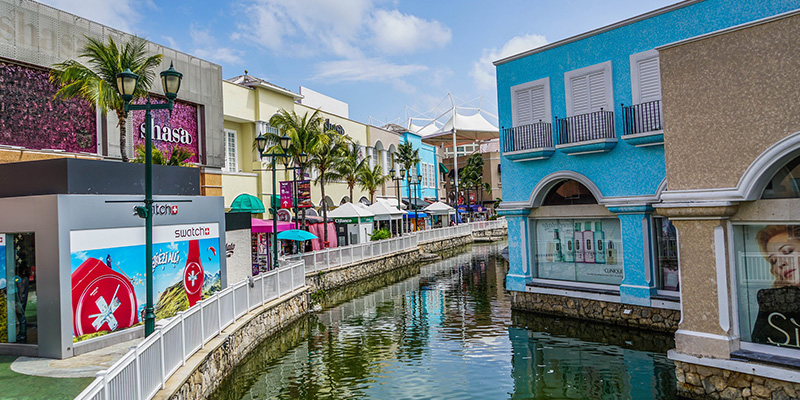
[71,257,138,336]
[183,240,204,306]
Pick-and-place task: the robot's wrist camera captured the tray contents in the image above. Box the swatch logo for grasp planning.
[153,204,179,216]
[174,226,211,239]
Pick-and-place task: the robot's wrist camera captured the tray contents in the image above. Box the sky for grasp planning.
[39,0,677,127]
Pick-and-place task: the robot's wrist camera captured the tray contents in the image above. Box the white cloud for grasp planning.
[161,36,180,51]
[38,0,141,33]
[313,58,427,83]
[369,10,451,54]
[470,34,548,91]
[190,26,244,65]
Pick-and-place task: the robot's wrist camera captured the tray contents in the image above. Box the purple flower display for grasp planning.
[130,97,199,163]
[0,61,97,153]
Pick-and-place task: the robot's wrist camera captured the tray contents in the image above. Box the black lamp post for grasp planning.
[390,168,405,237]
[115,62,182,337]
[255,133,291,270]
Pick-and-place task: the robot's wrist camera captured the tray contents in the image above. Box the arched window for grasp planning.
[542,180,598,206]
[761,154,800,199]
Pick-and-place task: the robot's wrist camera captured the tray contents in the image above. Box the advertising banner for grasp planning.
[280,181,293,209]
[735,224,800,350]
[0,235,5,291]
[297,180,312,208]
[131,97,199,163]
[69,223,221,337]
[534,218,623,285]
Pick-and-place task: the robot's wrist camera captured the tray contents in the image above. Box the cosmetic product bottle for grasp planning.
[607,240,618,265]
[564,225,575,262]
[584,221,595,263]
[545,236,554,262]
[552,228,563,262]
[594,221,606,264]
[574,222,584,263]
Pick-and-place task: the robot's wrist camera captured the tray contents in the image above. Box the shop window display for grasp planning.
[0,233,37,344]
[533,218,623,285]
[653,217,679,292]
[734,224,800,351]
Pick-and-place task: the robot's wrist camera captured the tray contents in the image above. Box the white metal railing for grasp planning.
[75,260,306,400]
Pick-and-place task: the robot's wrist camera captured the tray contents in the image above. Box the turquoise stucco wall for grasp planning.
[399,133,439,201]
[497,0,800,203]
[497,0,800,299]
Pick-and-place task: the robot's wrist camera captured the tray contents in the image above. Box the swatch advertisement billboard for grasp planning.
[69,223,221,337]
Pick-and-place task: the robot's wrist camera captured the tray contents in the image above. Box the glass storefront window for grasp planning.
[1,233,37,344]
[533,218,623,285]
[734,224,800,351]
[653,217,679,292]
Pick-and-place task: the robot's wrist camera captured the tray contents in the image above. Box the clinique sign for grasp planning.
[139,123,193,145]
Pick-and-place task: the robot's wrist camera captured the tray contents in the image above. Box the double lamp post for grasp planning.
[115,62,183,337]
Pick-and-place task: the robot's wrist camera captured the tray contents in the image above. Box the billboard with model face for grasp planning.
[69,223,221,338]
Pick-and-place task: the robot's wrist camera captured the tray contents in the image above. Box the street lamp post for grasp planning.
[389,168,405,237]
[255,133,291,270]
[115,63,183,337]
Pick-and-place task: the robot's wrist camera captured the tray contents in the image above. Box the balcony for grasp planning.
[621,100,664,147]
[500,121,555,161]
[554,109,617,155]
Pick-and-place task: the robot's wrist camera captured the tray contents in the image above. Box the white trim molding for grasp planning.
[527,170,605,208]
[564,61,614,117]
[669,350,800,384]
[510,77,552,126]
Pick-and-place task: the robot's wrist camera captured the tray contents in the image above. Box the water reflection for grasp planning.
[211,243,677,400]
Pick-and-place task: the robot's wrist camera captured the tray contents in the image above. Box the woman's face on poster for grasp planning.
[766,232,800,287]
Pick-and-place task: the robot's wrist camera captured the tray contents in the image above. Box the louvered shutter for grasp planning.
[637,56,661,102]
[570,75,590,115]
[514,88,533,125]
[588,71,607,111]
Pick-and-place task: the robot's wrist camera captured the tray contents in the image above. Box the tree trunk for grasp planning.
[370,190,375,204]
[349,184,354,204]
[320,175,328,246]
[117,111,128,162]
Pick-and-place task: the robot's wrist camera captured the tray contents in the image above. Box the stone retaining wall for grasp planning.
[675,361,800,400]
[163,290,308,400]
[511,291,680,333]
[305,248,421,293]
[419,234,473,253]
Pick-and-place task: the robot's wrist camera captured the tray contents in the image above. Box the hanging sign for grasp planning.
[297,180,312,208]
[280,181,294,209]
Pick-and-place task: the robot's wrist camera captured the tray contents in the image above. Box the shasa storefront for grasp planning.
[0,159,225,359]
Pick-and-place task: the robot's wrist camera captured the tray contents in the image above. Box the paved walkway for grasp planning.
[0,339,139,399]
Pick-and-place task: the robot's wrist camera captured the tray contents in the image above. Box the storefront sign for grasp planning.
[361,216,374,223]
[324,119,345,135]
[69,223,221,337]
[280,181,293,209]
[334,217,358,224]
[735,224,800,349]
[297,180,312,208]
[0,235,5,290]
[131,97,199,163]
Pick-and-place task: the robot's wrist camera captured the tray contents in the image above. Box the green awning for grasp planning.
[229,193,265,213]
[439,163,449,174]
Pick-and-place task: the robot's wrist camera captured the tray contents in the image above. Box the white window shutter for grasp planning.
[637,56,661,102]
[530,86,545,123]
[588,71,607,111]
[571,75,590,115]
[514,88,533,125]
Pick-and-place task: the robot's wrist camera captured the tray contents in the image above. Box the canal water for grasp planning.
[210,242,679,400]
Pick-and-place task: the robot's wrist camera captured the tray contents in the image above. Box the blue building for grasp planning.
[495,0,800,320]
[398,131,440,206]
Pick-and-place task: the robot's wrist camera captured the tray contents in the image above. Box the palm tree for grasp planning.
[50,35,163,162]
[308,131,348,246]
[358,164,389,204]
[395,141,420,209]
[335,142,369,202]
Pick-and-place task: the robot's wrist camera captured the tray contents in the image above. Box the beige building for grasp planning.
[657,11,800,399]
[221,73,399,211]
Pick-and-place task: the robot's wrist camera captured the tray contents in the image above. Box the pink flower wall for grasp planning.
[131,97,199,163]
[0,61,97,153]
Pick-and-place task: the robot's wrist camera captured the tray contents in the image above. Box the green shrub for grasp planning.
[488,215,498,221]
[369,228,391,241]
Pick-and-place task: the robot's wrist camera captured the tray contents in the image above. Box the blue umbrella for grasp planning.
[277,229,318,241]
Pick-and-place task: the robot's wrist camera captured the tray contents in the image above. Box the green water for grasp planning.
[210,242,678,400]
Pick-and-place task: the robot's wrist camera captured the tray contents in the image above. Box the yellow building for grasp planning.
[221,73,398,212]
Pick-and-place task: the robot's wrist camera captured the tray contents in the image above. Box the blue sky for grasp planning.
[40,0,676,126]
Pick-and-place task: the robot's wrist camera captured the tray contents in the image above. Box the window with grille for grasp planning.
[511,77,551,126]
[224,129,237,172]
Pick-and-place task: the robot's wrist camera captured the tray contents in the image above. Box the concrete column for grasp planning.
[608,205,657,306]
[499,209,532,291]
[657,204,739,359]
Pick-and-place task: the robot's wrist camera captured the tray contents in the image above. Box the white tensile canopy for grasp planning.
[409,121,441,137]
[420,111,499,147]
[423,201,455,216]
[367,201,405,221]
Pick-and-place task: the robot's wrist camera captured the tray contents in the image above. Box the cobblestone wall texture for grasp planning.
[675,361,800,400]
[419,234,473,253]
[472,227,508,238]
[167,292,308,400]
[511,291,680,333]
[306,248,421,292]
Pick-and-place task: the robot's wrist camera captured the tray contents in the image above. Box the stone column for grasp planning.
[609,205,657,306]
[656,203,739,359]
[499,209,532,291]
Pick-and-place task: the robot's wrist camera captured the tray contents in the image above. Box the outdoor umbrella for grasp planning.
[277,229,319,241]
